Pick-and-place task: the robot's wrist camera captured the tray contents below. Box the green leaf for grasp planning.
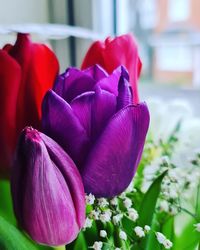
[196,181,200,220]
[138,171,167,249]
[66,232,87,250]
[121,216,137,241]
[145,214,160,250]
[162,216,174,242]
[0,215,37,250]
[173,215,199,250]
[0,181,52,250]
[138,171,167,226]
[0,180,16,224]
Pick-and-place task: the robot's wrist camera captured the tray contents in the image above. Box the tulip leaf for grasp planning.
[0,182,53,250]
[0,215,37,250]
[121,216,137,240]
[144,214,160,250]
[173,215,199,250]
[162,216,174,242]
[138,170,167,249]
[196,181,200,219]
[65,232,87,250]
[0,180,16,224]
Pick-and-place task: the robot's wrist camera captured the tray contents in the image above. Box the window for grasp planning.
[156,45,192,71]
[139,0,157,29]
[168,0,190,22]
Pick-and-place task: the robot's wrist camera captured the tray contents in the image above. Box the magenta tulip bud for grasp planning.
[11,127,85,246]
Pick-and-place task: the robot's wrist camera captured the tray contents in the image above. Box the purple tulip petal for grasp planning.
[71,87,116,141]
[40,133,85,229]
[12,128,82,245]
[42,90,89,165]
[117,76,133,111]
[82,103,150,197]
[97,65,129,96]
[53,67,96,102]
[83,64,108,81]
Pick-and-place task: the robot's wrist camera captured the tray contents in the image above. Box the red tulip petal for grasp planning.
[81,34,141,104]
[0,50,21,177]
[81,41,105,69]
[9,33,59,129]
[103,34,141,104]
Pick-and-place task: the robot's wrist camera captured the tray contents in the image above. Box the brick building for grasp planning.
[150,0,200,87]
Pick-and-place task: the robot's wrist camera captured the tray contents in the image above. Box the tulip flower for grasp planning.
[0,33,59,177]
[11,127,85,246]
[81,33,142,104]
[42,65,149,197]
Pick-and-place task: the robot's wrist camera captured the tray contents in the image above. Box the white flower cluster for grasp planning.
[156,232,173,249]
[112,214,123,225]
[99,210,112,223]
[134,225,150,238]
[147,98,194,144]
[98,198,109,208]
[142,155,170,193]
[128,208,139,222]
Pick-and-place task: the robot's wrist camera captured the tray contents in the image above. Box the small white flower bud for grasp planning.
[163,239,173,249]
[159,200,169,212]
[83,217,93,229]
[113,214,123,225]
[144,225,150,232]
[168,189,178,199]
[123,198,132,209]
[119,230,127,241]
[98,198,109,208]
[110,197,118,206]
[92,241,103,250]
[99,210,111,223]
[100,230,107,238]
[134,226,145,238]
[126,183,134,192]
[90,210,100,220]
[194,223,200,232]
[156,232,166,244]
[128,208,138,221]
[85,193,95,205]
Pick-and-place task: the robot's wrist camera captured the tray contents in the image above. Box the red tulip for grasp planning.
[81,33,142,104]
[0,33,59,178]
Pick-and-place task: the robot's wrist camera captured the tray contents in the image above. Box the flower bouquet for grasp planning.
[0,33,200,250]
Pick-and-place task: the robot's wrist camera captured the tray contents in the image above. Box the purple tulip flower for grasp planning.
[11,127,85,246]
[42,65,150,197]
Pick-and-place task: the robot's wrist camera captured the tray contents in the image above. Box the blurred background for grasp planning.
[0,0,199,114]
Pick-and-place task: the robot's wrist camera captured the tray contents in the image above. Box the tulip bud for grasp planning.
[11,127,85,246]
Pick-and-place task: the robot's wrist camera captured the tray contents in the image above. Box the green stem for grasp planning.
[195,181,200,217]
[174,200,197,220]
[179,207,197,220]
